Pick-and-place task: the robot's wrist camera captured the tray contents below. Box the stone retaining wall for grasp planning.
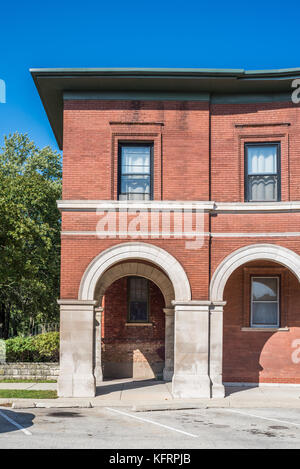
[0,363,59,380]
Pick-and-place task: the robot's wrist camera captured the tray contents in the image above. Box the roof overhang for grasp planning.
[30,67,300,149]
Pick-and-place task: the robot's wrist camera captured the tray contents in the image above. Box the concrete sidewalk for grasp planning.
[1,378,300,409]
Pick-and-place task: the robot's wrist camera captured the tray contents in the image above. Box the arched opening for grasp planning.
[210,244,300,302]
[95,260,175,380]
[223,259,300,385]
[78,242,191,388]
[101,272,166,379]
[210,244,300,388]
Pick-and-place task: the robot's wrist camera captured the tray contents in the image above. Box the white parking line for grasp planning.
[0,409,32,436]
[224,409,300,428]
[105,407,198,438]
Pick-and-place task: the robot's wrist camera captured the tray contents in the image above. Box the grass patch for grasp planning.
[0,379,57,383]
[0,390,57,399]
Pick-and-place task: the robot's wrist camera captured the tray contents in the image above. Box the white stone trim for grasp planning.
[214,201,300,213]
[172,300,211,306]
[57,200,214,212]
[210,244,300,302]
[61,230,300,238]
[211,232,300,238]
[172,300,211,312]
[58,299,97,306]
[57,199,300,213]
[61,231,210,237]
[78,242,191,302]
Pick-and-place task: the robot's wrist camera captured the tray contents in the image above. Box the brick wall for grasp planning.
[63,100,210,201]
[60,97,300,384]
[211,101,300,202]
[223,261,300,383]
[60,236,210,300]
[102,278,165,378]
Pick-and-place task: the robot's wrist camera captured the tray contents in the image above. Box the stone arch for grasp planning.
[78,242,191,302]
[210,243,300,302]
[94,262,175,308]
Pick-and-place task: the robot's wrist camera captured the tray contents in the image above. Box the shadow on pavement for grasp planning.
[96,378,164,396]
[224,385,258,397]
[0,407,35,434]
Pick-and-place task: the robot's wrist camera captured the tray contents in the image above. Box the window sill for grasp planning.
[241,327,289,332]
[125,322,153,327]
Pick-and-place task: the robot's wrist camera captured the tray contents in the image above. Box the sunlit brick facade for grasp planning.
[32,68,300,397]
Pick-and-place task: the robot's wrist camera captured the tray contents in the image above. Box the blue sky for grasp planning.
[0,0,299,151]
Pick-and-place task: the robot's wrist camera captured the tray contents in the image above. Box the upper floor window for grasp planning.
[127,276,149,323]
[245,143,280,202]
[118,143,153,200]
[251,276,280,328]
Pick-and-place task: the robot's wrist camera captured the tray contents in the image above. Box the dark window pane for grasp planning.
[248,175,277,201]
[129,301,148,322]
[251,276,279,327]
[252,278,278,301]
[252,302,278,326]
[128,277,149,322]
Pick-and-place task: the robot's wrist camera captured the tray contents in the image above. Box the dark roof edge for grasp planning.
[30,67,300,78]
[31,71,62,149]
[30,67,300,150]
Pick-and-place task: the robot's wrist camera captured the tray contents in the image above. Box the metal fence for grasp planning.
[29,323,60,336]
[0,322,60,339]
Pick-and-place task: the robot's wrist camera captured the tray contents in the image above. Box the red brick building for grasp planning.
[32,68,300,398]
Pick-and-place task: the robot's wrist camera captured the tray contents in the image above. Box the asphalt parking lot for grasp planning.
[0,405,300,449]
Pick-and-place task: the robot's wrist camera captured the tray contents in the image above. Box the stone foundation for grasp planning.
[0,362,59,380]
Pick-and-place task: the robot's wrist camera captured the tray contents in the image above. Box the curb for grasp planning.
[6,401,300,410]
[11,401,92,409]
[131,403,208,412]
[0,395,299,410]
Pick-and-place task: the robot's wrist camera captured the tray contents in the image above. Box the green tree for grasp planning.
[0,132,62,338]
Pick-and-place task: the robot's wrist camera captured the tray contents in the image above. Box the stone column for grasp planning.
[172,301,211,398]
[209,301,226,398]
[94,307,103,384]
[163,308,174,381]
[57,299,97,398]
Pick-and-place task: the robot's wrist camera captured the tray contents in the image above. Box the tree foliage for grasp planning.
[5,332,59,362]
[0,132,62,338]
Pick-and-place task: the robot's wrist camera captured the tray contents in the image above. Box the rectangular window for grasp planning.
[251,276,280,328]
[128,277,149,322]
[118,143,153,200]
[245,143,280,202]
